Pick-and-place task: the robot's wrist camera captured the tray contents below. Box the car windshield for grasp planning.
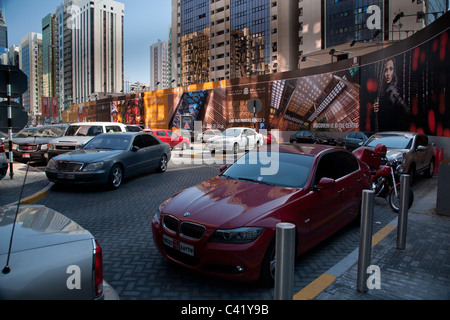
[31,126,66,137]
[14,128,39,138]
[222,151,314,188]
[221,128,242,137]
[365,134,413,149]
[83,135,131,150]
[65,125,103,136]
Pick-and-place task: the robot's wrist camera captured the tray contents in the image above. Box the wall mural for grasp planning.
[64,17,449,137]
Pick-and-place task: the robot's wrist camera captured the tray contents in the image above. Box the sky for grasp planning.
[3,0,171,84]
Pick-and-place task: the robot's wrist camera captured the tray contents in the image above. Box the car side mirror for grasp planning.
[132,146,139,152]
[315,177,336,191]
[219,165,228,173]
[416,145,426,152]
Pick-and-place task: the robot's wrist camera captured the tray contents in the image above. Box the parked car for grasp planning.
[11,124,69,164]
[0,204,119,299]
[197,129,222,143]
[289,130,336,145]
[263,133,277,145]
[126,125,143,132]
[152,144,372,284]
[342,131,374,150]
[353,131,435,182]
[46,122,127,161]
[147,129,190,150]
[206,127,264,154]
[3,127,40,156]
[45,132,171,189]
[0,138,7,180]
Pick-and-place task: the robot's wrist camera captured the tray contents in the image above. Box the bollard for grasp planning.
[357,189,374,293]
[274,222,295,300]
[396,174,410,250]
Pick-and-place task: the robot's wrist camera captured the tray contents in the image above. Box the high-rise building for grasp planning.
[150,40,170,90]
[54,0,124,107]
[20,33,42,123]
[42,13,56,98]
[171,0,300,85]
[0,3,7,55]
[171,0,448,85]
[70,0,124,104]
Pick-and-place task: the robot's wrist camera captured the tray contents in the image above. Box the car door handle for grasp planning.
[304,218,310,223]
[338,188,346,194]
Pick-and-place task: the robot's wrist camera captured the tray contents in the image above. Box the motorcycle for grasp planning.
[354,144,414,213]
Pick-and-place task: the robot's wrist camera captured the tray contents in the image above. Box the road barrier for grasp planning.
[396,174,410,250]
[357,189,374,293]
[274,222,296,300]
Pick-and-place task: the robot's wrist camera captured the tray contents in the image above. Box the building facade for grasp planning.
[171,0,448,85]
[70,0,124,104]
[150,40,170,90]
[171,0,300,85]
[20,33,42,123]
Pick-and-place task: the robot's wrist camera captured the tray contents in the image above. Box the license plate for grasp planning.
[163,234,194,256]
[57,173,75,179]
[23,153,30,158]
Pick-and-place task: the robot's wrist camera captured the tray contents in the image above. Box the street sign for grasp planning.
[0,101,28,131]
[0,65,28,98]
[247,98,262,114]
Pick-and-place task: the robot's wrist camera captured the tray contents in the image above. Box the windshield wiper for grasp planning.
[237,177,273,185]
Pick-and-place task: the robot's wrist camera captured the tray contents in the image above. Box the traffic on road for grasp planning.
[2,127,431,300]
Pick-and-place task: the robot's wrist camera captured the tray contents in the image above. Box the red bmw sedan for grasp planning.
[151,144,372,284]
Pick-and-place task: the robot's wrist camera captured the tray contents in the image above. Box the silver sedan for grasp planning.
[0,205,118,300]
[45,132,171,189]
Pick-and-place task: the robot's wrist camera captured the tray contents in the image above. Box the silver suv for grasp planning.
[46,122,127,161]
[356,131,435,182]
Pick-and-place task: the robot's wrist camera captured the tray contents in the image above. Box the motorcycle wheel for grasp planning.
[388,185,414,213]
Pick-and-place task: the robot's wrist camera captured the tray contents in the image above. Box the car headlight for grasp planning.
[40,144,48,150]
[48,144,55,150]
[210,227,264,244]
[12,143,17,150]
[47,159,57,170]
[82,161,104,172]
[155,198,171,220]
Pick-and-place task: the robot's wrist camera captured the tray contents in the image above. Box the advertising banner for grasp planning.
[42,97,49,117]
[51,97,59,117]
[360,29,450,136]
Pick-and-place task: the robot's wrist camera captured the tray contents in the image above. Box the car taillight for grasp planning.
[93,239,103,298]
[0,140,4,153]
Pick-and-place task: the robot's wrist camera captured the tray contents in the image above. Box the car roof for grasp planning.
[374,131,419,137]
[69,122,126,126]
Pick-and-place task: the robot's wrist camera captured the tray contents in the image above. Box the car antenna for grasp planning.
[2,142,32,274]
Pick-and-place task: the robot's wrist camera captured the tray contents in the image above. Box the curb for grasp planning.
[293,219,398,300]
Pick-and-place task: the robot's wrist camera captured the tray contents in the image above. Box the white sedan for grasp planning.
[206,127,263,154]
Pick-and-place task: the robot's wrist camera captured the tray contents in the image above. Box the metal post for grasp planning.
[274,222,295,300]
[357,189,374,293]
[396,174,410,250]
[6,75,14,179]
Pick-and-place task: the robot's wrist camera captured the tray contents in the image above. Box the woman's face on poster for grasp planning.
[384,59,395,84]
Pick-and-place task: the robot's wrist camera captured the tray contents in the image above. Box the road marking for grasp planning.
[293,220,398,300]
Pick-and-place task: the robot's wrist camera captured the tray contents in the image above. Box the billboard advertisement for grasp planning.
[360,29,450,136]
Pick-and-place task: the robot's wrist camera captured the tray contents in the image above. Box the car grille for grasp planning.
[163,215,205,240]
[55,161,84,172]
[18,145,38,152]
[180,222,206,239]
[163,215,179,233]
